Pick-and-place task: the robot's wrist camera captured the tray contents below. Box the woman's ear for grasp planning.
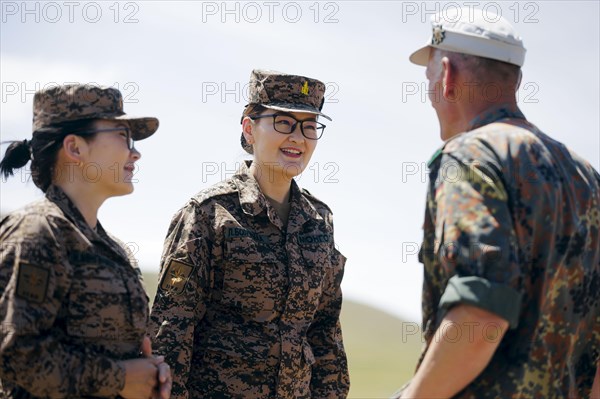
[241,117,255,145]
[61,134,86,163]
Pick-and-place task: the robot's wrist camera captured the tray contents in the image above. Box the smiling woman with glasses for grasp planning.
[149,69,350,399]
[0,84,172,399]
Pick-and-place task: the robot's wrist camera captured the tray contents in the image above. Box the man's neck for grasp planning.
[442,101,520,140]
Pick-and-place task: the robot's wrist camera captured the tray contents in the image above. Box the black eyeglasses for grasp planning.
[75,127,135,150]
[250,114,326,140]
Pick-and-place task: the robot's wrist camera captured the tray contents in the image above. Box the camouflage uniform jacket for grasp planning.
[419,107,600,398]
[149,161,349,399]
[0,185,149,398]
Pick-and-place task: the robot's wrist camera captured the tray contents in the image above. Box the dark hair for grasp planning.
[240,104,267,154]
[242,103,267,119]
[0,119,96,192]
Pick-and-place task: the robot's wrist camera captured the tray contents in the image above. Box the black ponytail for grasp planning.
[0,140,32,178]
[0,119,96,192]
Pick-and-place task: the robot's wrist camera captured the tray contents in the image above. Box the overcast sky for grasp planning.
[2,1,599,321]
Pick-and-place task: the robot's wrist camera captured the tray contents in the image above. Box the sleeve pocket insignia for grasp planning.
[16,263,50,303]
[160,259,194,295]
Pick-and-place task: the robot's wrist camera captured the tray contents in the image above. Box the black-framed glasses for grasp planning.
[75,127,135,150]
[250,114,326,140]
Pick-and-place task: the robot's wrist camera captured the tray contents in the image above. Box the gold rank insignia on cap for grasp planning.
[301,81,309,95]
[16,263,50,303]
[160,259,194,295]
[431,24,445,45]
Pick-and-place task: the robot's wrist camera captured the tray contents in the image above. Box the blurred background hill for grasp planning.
[143,272,422,399]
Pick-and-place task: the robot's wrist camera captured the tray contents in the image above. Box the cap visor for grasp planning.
[113,115,159,141]
[263,102,332,121]
[409,45,431,66]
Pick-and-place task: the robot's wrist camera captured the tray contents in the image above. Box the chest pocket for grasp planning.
[65,251,146,343]
[298,228,332,269]
[294,234,332,317]
[299,240,331,269]
[222,237,283,322]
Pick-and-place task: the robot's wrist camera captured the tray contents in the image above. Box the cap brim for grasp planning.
[263,102,332,121]
[111,115,159,141]
[409,44,431,66]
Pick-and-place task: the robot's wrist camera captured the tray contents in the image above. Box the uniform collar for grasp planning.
[427,133,464,168]
[466,105,526,132]
[233,161,270,217]
[46,185,100,238]
[288,180,324,233]
[427,106,527,168]
[45,185,128,259]
[232,161,322,231]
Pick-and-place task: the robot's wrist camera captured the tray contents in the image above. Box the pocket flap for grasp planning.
[225,237,277,264]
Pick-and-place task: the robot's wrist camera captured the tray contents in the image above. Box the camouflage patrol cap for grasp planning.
[32,84,158,140]
[246,69,331,121]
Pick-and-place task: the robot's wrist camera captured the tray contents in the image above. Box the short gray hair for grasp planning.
[433,48,521,86]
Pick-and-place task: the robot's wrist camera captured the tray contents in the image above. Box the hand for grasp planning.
[140,336,172,399]
[117,357,160,399]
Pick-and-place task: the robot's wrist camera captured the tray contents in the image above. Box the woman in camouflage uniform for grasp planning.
[149,69,350,398]
[0,84,171,398]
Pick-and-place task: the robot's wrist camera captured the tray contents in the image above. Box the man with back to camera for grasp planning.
[394,7,600,398]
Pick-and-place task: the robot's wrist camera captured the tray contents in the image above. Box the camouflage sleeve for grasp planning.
[148,203,211,399]
[0,214,125,397]
[434,151,522,328]
[307,222,350,397]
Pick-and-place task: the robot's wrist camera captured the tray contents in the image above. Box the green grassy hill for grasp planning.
[340,302,422,398]
[142,272,422,399]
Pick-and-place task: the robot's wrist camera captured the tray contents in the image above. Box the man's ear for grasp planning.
[62,134,86,163]
[441,57,456,101]
[241,117,255,145]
